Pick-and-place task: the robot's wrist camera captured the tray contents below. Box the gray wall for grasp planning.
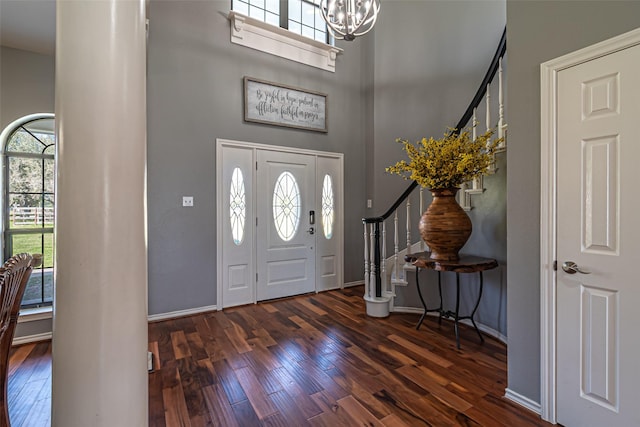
[506,0,640,404]
[146,0,369,314]
[0,46,55,339]
[0,46,55,131]
[369,1,508,335]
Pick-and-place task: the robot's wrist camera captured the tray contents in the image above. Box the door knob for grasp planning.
[562,261,591,275]
[307,227,315,235]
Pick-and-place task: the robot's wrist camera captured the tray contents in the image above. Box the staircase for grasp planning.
[363,28,507,318]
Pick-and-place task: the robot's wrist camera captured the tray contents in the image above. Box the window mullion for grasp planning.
[280,0,288,29]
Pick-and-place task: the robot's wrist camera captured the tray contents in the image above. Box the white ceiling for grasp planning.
[0,0,56,55]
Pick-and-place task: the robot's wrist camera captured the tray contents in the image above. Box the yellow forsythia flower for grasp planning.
[386,128,502,189]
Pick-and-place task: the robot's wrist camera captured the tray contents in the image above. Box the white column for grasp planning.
[53,1,148,426]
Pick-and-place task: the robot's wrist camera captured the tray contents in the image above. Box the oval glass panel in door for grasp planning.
[230,167,246,245]
[321,174,334,239]
[273,171,301,241]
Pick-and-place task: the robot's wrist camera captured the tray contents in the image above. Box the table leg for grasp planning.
[415,267,443,330]
[437,271,443,325]
[454,273,461,349]
[469,271,485,343]
[415,267,427,330]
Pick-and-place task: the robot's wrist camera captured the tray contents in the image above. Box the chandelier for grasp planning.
[319,0,381,41]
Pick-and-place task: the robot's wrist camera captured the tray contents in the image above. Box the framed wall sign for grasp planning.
[244,77,328,133]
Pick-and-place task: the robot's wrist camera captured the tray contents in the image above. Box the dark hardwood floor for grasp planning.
[7,340,51,427]
[9,286,552,426]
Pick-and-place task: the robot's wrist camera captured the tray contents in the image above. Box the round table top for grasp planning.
[405,251,498,273]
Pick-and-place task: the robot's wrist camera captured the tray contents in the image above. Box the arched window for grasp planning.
[0,114,55,308]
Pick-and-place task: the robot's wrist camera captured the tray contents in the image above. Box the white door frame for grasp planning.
[540,27,640,424]
[216,138,344,309]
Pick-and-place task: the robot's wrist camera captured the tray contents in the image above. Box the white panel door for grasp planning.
[257,150,316,301]
[316,155,343,291]
[219,144,254,308]
[557,43,640,426]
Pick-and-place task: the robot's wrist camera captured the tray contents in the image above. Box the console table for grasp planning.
[405,252,498,349]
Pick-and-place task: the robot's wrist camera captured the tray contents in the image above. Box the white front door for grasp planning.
[256,150,316,301]
[556,42,640,426]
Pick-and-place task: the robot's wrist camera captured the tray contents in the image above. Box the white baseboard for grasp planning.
[393,306,423,315]
[12,332,52,346]
[147,304,217,322]
[343,280,364,288]
[504,388,542,415]
[392,307,507,344]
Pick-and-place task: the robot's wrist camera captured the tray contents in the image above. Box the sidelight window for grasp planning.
[229,167,246,245]
[321,174,334,239]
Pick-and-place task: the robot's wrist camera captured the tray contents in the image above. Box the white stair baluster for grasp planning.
[498,57,506,150]
[393,210,400,283]
[381,220,387,294]
[487,83,498,173]
[467,107,483,195]
[473,107,477,140]
[406,198,411,256]
[486,83,491,131]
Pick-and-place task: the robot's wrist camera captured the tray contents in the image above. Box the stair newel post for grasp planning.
[363,222,370,298]
[362,217,391,317]
[369,223,376,297]
[406,198,412,256]
[374,221,382,298]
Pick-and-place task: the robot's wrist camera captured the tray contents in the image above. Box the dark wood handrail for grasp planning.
[364,27,506,224]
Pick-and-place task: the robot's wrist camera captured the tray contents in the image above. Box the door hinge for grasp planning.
[256,273,258,282]
[256,217,258,227]
[256,161,258,170]
[553,260,557,271]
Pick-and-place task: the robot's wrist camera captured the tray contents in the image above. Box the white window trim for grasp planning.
[228,11,342,72]
[18,306,52,323]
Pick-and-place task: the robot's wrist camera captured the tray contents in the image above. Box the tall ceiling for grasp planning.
[0,0,55,55]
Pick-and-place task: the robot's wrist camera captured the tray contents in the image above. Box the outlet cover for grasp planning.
[182,196,194,207]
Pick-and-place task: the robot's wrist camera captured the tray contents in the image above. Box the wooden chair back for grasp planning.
[0,254,35,427]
